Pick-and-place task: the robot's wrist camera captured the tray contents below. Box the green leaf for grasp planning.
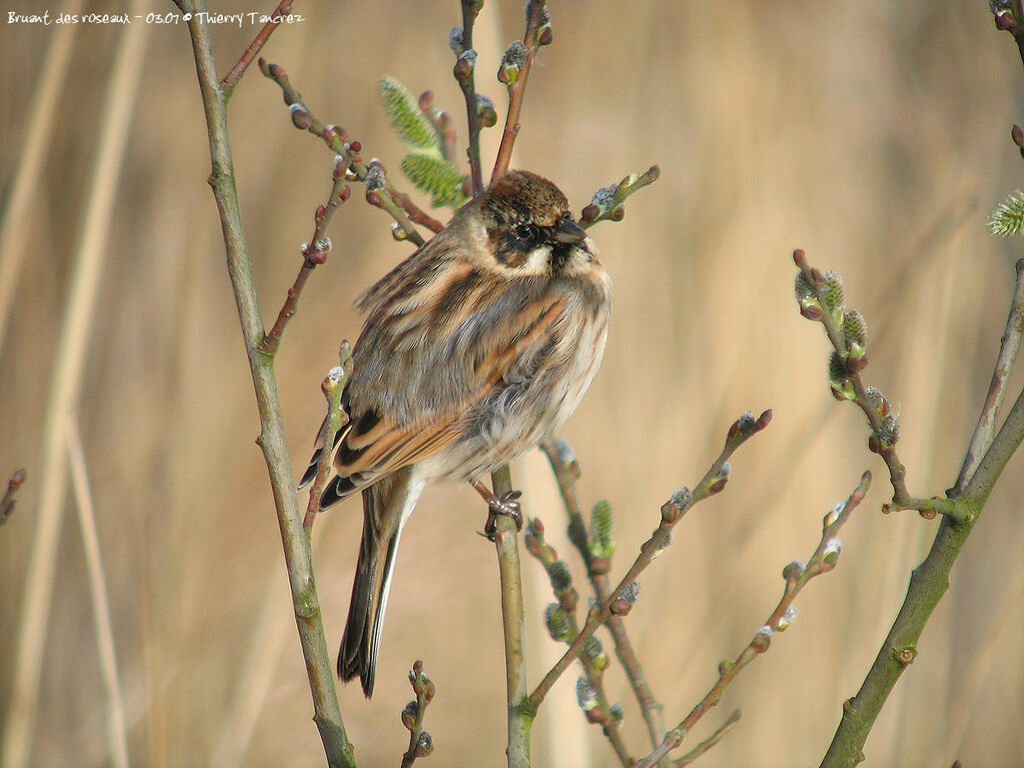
[400,153,468,208]
[378,75,438,151]
[988,189,1024,237]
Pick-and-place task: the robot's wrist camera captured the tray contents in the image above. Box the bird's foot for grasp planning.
[470,480,523,540]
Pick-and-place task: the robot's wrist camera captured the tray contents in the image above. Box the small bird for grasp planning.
[301,169,611,697]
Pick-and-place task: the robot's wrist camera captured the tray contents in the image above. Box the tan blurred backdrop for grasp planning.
[2,1,1023,766]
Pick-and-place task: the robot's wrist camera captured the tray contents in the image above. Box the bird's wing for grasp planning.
[332,283,568,493]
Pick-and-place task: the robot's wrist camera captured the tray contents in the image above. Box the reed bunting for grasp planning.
[301,169,611,697]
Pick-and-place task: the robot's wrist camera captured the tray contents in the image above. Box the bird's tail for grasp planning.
[338,467,421,697]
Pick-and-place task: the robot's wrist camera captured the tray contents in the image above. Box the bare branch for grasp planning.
[0,468,26,526]
[636,473,871,768]
[259,156,352,356]
[259,58,443,245]
[954,257,1024,492]
[177,3,353,763]
[220,0,293,96]
[400,661,436,768]
[540,439,664,749]
[491,1,549,179]
[526,410,773,714]
[489,465,531,768]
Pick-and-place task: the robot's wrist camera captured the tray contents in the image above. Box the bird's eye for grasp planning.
[512,223,538,242]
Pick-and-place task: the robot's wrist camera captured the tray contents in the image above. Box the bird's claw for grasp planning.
[484,490,523,539]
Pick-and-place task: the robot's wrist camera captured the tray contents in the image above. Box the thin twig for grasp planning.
[491,0,549,180]
[453,0,485,195]
[793,249,963,520]
[0,468,26,526]
[953,257,1024,492]
[523,517,632,766]
[578,167,661,229]
[818,261,1024,768]
[539,439,664,749]
[259,157,352,356]
[67,419,130,768]
[490,464,532,768]
[673,709,741,767]
[303,349,352,529]
[992,0,1024,72]
[177,3,353,765]
[259,59,442,244]
[400,661,436,767]
[220,0,293,96]
[635,472,871,768]
[525,410,773,715]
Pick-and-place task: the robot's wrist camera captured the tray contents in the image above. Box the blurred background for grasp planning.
[2,1,1023,766]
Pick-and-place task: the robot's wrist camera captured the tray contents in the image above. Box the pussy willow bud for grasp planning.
[498,41,527,84]
[611,582,640,615]
[583,635,608,671]
[824,500,846,528]
[364,162,386,192]
[610,702,624,723]
[549,560,572,592]
[588,500,615,560]
[530,2,553,45]
[453,49,476,81]
[752,625,773,653]
[843,310,868,358]
[449,27,464,55]
[390,221,409,242]
[776,605,798,632]
[475,94,497,127]
[828,352,856,401]
[544,603,570,641]
[794,271,814,301]
[401,701,418,731]
[414,731,433,758]
[661,486,691,523]
[289,103,313,130]
[782,559,805,582]
[864,386,890,417]
[575,676,598,712]
[878,413,901,448]
[822,270,844,317]
[822,537,842,566]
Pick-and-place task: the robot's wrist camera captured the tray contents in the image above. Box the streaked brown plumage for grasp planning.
[301,170,611,696]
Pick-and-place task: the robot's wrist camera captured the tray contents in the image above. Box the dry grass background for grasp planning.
[2,0,1023,766]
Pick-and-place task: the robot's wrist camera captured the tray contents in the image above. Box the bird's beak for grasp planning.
[552,217,587,244]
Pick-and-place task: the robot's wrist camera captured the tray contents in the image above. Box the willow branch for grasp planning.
[259,156,352,356]
[400,661,436,767]
[524,517,632,766]
[453,0,485,195]
[489,464,532,768]
[303,349,352,529]
[220,0,292,96]
[793,249,963,520]
[176,3,353,764]
[526,410,773,714]
[953,257,1024,492]
[540,439,664,749]
[819,259,1024,768]
[636,472,870,768]
[259,58,442,244]
[491,0,549,179]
